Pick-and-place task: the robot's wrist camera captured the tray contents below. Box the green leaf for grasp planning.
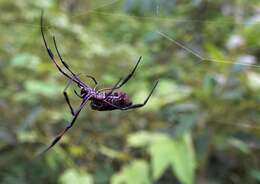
[149,138,175,180]
[169,133,196,184]
[128,132,196,184]
[17,130,38,143]
[250,169,260,182]
[247,72,260,90]
[127,131,154,147]
[149,133,196,184]
[11,53,40,69]
[174,113,197,137]
[204,43,226,66]
[136,80,191,111]
[25,80,62,97]
[127,131,168,148]
[228,138,250,154]
[59,168,93,184]
[111,160,151,184]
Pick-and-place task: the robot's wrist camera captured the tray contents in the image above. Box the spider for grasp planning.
[40,12,159,154]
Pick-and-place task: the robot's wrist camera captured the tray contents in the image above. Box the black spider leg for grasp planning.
[39,95,92,155]
[52,36,90,89]
[74,73,98,87]
[98,56,142,93]
[85,74,99,90]
[71,74,98,98]
[104,78,123,101]
[115,56,142,88]
[105,80,159,110]
[64,78,76,116]
[54,33,98,89]
[74,89,81,98]
[63,72,85,115]
[40,12,82,87]
[85,75,98,85]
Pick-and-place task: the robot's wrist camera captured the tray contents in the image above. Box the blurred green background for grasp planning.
[0,0,260,183]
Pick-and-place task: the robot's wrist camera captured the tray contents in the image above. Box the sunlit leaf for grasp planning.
[127,131,168,147]
[17,130,38,143]
[247,72,260,90]
[149,138,174,180]
[59,168,93,184]
[169,133,196,184]
[99,146,129,160]
[204,43,226,66]
[127,131,152,147]
[128,131,196,184]
[111,160,151,184]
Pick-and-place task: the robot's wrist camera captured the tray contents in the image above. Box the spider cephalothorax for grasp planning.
[40,12,158,154]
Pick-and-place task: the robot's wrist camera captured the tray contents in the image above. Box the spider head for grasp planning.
[80,87,90,98]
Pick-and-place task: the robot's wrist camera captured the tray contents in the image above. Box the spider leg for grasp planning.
[74,89,81,98]
[85,75,98,85]
[73,73,97,88]
[104,78,123,100]
[53,37,80,78]
[52,36,90,88]
[105,80,159,110]
[63,79,75,116]
[116,56,142,88]
[41,12,80,85]
[63,73,83,115]
[98,56,142,93]
[85,75,99,90]
[124,80,159,110]
[38,95,91,155]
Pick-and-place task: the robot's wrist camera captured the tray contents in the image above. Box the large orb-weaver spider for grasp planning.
[40,12,158,154]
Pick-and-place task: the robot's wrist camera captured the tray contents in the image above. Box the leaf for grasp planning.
[111,160,151,184]
[247,72,260,90]
[137,80,191,111]
[250,169,260,182]
[59,168,93,184]
[25,80,62,97]
[204,43,226,65]
[128,131,196,184]
[11,53,40,69]
[127,131,154,147]
[149,133,196,184]
[169,133,196,184]
[149,138,175,180]
[114,160,150,183]
[127,131,168,148]
[99,146,129,160]
[17,130,38,143]
[173,113,197,137]
[228,138,250,154]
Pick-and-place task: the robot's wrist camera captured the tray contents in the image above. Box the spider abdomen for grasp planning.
[90,91,132,111]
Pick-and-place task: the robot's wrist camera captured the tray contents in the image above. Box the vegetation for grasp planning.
[0,0,260,183]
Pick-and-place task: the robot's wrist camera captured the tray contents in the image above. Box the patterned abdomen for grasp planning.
[90,91,132,111]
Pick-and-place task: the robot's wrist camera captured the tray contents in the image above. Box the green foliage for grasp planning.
[59,168,93,184]
[128,132,196,184]
[111,160,151,184]
[0,0,260,184]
